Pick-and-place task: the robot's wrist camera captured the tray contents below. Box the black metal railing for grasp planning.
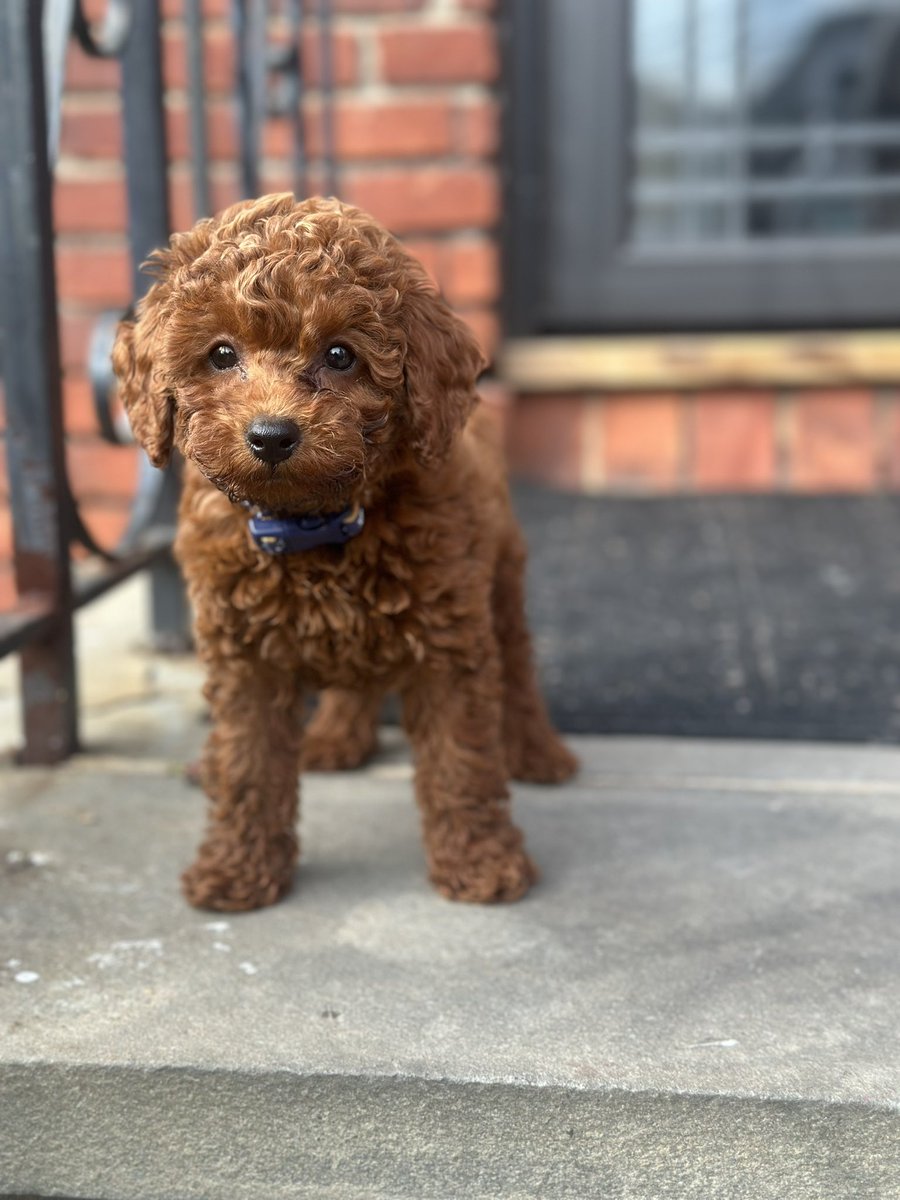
[0,0,336,763]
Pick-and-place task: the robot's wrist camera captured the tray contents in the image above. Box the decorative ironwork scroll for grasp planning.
[0,0,338,760]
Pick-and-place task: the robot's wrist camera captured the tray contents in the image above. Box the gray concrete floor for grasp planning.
[2,580,900,1198]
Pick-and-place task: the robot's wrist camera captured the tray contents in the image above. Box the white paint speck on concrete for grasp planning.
[14,971,39,984]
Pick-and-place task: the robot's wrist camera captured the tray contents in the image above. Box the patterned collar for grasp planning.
[246,504,365,555]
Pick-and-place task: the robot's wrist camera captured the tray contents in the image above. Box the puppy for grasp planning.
[113,194,577,911]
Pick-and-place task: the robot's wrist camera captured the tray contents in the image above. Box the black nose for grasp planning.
[245,417,301,464]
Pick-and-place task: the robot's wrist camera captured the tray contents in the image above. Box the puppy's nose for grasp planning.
[246,416,301,464]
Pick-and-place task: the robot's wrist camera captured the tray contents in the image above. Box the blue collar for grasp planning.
[247,504,365,555]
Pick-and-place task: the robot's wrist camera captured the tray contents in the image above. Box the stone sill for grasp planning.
[501,333,900,392]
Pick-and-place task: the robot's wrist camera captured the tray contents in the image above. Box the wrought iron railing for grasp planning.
[0,0,336,763]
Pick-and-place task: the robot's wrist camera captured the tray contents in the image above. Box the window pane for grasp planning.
[631,0,900,247]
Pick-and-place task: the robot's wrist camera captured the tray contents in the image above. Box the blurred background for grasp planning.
[6,0,900,756]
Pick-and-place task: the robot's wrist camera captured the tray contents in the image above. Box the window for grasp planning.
[504,0,900,333]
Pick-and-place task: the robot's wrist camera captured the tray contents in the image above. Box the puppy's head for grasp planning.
[112,194,486,513]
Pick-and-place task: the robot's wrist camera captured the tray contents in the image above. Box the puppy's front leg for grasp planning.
[182,656,305,911]
[402,642,538,903]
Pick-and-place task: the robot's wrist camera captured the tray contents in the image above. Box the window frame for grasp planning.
[502,0,900,337]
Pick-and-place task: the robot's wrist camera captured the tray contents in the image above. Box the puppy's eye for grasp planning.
[209,343,238,371]
[325,344,355,371]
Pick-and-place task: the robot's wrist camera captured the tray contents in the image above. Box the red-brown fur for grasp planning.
[112,194,577,911]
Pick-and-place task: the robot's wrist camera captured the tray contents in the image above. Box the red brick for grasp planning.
[59,165,243,238]
[456,99,499,158]
[54,176,127,234]
[460,308,499,363]
[71,503,132,558]
[63,374,128,438]
[161,0,230,16]
[59,104,121,159]
[507,395,584,489]
[67,440,139,502]
[305,0,424,10]
[162,26,235,92]
[64,44,120,91]
[60,312,103,370]
[0,506,11,558]
[63,376,94,436]
[579,398,606,491]
[692,393,776,490]
[56,246,131,306]
[477,379,514,445]
[379,26,498,85]
[61,100,236,163]
[0,564,16,612]
[300,29,361,90]
[791,390,876,491]
[440,238,499,305]
[400,238,441,285]
[169,170,243,231]
[78,0,126,16]
[165,102,236,161]
[882,395,900,489]
[604,394,684,491]
[295,100,454,162]
[286,29,362,91]
[345,166,499,233]
[64,27,359,95]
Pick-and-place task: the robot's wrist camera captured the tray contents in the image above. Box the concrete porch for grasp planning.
[1,579,899,1198]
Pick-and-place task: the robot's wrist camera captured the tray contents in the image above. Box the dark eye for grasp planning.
[209,343,238,371]
[325,344,355,371]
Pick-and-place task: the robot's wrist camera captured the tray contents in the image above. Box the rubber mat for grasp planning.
[516,484,900,741]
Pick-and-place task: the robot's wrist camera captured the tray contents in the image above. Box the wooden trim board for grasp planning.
[500,333,900,391]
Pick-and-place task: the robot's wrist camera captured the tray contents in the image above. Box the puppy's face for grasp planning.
[113,194,485,513]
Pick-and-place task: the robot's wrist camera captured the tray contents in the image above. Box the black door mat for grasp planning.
[515,483,900,742]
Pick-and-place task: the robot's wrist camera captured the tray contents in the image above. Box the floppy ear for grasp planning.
[402,277,488,466]
[111,269,176,469]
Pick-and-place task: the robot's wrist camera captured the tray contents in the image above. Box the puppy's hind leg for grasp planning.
[303,688,382,771]
[493,535,579,785]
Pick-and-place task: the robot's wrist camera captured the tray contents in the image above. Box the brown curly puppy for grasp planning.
[113,193,577,912]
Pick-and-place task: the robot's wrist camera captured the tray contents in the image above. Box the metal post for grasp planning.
[0,0,79,762]
[185,0,212,220]
[120,0,190,650]
[318,0,337,197]
[234,0,267,198]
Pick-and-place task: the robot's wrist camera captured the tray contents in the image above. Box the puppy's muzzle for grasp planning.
[246,416,301,465]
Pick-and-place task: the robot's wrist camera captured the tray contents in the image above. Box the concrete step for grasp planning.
[2,730,900,1198]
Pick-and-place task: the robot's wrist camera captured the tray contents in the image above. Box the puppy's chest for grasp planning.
[230,547,428,682]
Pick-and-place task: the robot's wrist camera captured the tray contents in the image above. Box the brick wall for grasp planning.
[0,0,502,609]
[508,389,900,495]
[2,1,897,612]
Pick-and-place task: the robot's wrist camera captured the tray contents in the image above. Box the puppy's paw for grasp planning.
[302,729,378,772]
[507,734,579,785]
[430,843,539,904]
[181,839,297,911]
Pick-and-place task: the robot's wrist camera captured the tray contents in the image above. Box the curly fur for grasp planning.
[113,194,577,911]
